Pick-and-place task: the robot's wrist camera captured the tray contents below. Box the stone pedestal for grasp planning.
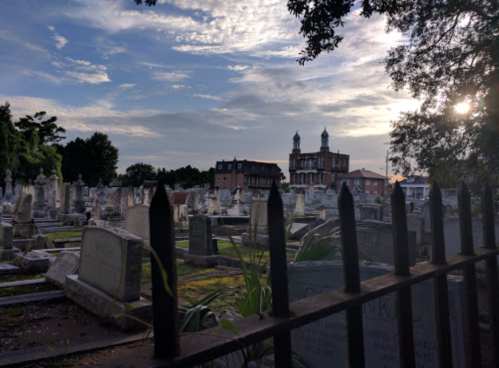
[13,223,36,238]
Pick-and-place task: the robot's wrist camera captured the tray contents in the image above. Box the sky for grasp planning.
[0,0,421,179]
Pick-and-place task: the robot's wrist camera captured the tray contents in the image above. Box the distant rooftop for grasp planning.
[339,168,386,180]
[399,176,429,185]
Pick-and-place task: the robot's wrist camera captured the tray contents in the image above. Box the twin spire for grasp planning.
[293,128,329,152]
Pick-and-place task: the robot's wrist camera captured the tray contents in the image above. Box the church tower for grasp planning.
[320,127,329,152]
[293,131,301,154]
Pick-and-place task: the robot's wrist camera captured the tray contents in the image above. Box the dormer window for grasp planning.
[407,177,415,183]
[218,165,222,170]
[228,164,232,170]
[238,164,242,169]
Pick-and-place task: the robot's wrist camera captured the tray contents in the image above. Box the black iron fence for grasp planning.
[148,180,499,368]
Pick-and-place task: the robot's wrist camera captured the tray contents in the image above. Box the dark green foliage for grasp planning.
[0,102,62,185]
[120,162,157,187]
[156,166,214,188]
[15,111,65,144]
[59,132,118,186]
[288,0,499,190]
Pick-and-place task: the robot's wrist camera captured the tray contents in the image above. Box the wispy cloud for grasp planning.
[228,65,249,71]
[118,83,136,89]
[47,25,55,31]
[51,57,111,84]
[152,71,191,82]
[192,94,222,101]
[66,71,111,84]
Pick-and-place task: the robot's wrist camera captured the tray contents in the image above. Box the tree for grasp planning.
[288,0,499,188]
[0,102,62,185]
[15,111,66,144]
[59,132,119,186]
[121,162,157,187]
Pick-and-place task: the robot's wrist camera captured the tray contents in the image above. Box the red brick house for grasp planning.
[338,169,386,196]
[289,129,350,190]
[214,158,283,190]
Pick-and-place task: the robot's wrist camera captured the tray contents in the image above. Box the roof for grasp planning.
[338,169,386,180]
[215,159,282,176]
[399,176,429,185]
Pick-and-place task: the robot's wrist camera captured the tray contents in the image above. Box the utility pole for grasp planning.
[385,150,389,197]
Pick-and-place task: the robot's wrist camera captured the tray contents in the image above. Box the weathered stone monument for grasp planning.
[46,251,80,287]
[207,186,221,214]
[242,198,269,247]
[64,227,150,330]
[295,188,305,216]
[0,222,19,259]
[47,169,59,220]
[101,178,125,223]
[125,204,150,244]
[4,169,13,202]
[12,193,35,238]
[227,187,246,216]
[188,215,213,256]
[73,174,86,214]
[356,221,416,266]
[33,168,47,218]
[59,183,71,215]
[407,214,425,251]
[127,185,134,207]
[288,261,466,368]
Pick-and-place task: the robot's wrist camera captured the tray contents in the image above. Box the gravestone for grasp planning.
[420,202,430,231]
[249,198,268,232]
[73,174,86,214]
[174,204,188,223]
[227,187,245,216]
[188,215,212,256]
[12,193,36,238]
[321,193,337,207]
[59,183,71,214]
[102,181,124,221]
[127,185,134,207]
[219,189,231,204]
[295,188,305,216]
[407,214,425,248]
[281,193,291,206]
[64,227,149,330]
[207,187,221,214]
[318,205,327,221]
[96,178,106,205]
[15,251,55,272]
[47,169,59,219]
[356,221,416,266]
[125,204,150,242]
[93,198,101,221]
[4,169,13,201]
[443,217,499,259]
[74,227,143,301]
[288,261,466,368]
[0,222,18,259]
[46,251,80,287]
[33,168,47,218]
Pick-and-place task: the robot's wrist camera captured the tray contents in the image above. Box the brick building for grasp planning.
[289,128,349,190]
[338,169,386,196]
[214,158,283,190]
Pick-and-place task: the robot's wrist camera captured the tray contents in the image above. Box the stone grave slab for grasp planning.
[46,251,80,288]
[78,226,143,302]
[14,251,56,272]
[288,261,466,368]
[357,221,416,266]
[0,262,20,276]
[125,204,150,242]
[188,215,212,256]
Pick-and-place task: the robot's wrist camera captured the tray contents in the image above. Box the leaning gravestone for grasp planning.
[188,215,212,256]
[65,227,150,330]
[288,261,466,368]
[46,251,80,287]
[125,204,150,243]
[356,221,416,266]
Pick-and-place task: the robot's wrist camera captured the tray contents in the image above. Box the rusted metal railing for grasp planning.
[148,180,499,368]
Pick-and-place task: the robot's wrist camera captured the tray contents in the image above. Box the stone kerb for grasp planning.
[77,226,143,302]
[288,261,466,368]
[125,204,150,243]
[356,221,416,266]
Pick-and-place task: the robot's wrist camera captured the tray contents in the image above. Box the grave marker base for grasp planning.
[65,275,152,331]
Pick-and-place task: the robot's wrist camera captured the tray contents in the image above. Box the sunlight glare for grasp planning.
[455,102,470,114]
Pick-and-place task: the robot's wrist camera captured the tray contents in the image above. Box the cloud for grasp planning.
[118,83,136,89]
[192,94,222,101]
[66,71,111,84]
[47,25,55,31]
[152,71,191,82]
[228,65,249,71]
[53,35,68,49]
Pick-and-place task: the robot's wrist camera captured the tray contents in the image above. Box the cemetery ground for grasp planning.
[0,230,285,367]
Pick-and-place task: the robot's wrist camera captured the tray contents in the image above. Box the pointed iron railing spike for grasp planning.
[390,181,410,276]
[268,180,289,317]
[267,180,292,368]
[457,181,481,366]
[338,182,360,293]
[149,180,180,358]
[429,181,446,265]
[458,181,474,255]
[482,181,499,366]
[481,182,496,249]
[338,182,365,368]
[429,181,454,366]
